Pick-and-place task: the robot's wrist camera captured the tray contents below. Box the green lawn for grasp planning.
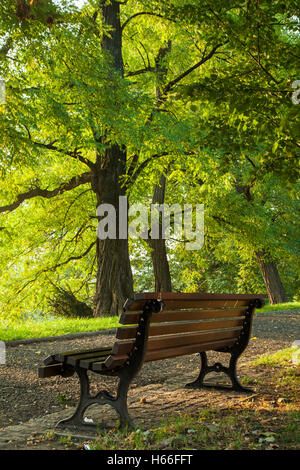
[0,315,120,342]
[258,301,300,313]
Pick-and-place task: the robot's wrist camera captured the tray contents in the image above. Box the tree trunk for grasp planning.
[93,1,133,316]
[255,250,288,304]
[146,41,173,292]
[147,171,172,292]
[233,178,288,305]
[148,237,172,292]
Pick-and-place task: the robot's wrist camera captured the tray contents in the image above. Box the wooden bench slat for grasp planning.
[132,292,266,301]
[38,363,63,378]
[116,318,245,340]
[112,327,242,355]
[91,362,110,372]
[144,338,236,362]
[119,307,248,325]
[54,347,112,364]
[126,298,250,311]
[78,352,124,370]
[44,355,61,366]
[67,350,112,367]
[91,354,129,371]
[162,299,249,310]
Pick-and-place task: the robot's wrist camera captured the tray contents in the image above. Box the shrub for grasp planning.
[48,286,93,318]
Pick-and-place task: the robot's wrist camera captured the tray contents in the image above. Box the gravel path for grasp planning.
[0,311,299,431]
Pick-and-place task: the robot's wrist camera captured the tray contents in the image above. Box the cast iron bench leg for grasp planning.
[185,351,253,393]
[56,299,164,431]
[185,299,260,393]
[55,367,134,431]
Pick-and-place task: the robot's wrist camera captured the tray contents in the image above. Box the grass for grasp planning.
[251,347,298,367]
[0,315,120,342]
[258,301,300,313]
[87,407,300,451]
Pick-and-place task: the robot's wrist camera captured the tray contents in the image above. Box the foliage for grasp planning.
[0,0,299,319]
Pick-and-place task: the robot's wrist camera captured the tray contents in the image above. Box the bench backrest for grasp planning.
[92,293,265,372]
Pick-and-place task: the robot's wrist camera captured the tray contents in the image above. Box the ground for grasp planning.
[0,311,299,450]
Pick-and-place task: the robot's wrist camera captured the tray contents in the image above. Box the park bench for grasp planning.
[38,292,265,430]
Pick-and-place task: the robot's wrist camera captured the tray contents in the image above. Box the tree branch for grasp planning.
[128,152,169,184]
[163,42,227,95]
[0,37,13,56]
[126,42,226,183]
[121,12,174,31]
[125,66,155,77]
[207,6,279,85]
[46,240,97,272]
[60,188,92,238]
[244,155,257,168]
[31,140,95,169]
[211,215,243,234]
[15,240,97,295]
[0,172,92,214]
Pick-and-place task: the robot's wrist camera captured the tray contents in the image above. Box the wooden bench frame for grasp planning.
[38,293,265,431]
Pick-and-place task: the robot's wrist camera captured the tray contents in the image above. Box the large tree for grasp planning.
[0,0,228,317]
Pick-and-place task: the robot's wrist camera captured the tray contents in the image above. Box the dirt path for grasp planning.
[0,311,299,449]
